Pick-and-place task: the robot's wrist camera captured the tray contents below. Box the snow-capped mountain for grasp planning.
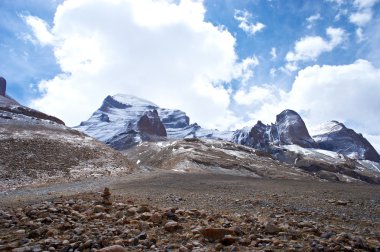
[76,94,232,149]
[232,110,316,150]
[310,121,380,162]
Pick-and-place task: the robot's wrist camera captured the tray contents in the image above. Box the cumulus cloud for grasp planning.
[349,9,373,26]
[234,84,285,107]
[349,0,379,26]
[285,27,346,70]
[234,10,265,35]
[26,0,242,129]
[240,60,380,146]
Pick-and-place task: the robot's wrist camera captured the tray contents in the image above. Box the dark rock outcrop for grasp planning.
[137,110,167,137]
[275,110,317,148]
[105,110,167,150]
[0,77,6,96]
[312,121,380,162]
[234,110,317,150]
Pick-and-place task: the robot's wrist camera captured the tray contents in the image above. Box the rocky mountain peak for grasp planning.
[0,77,6,96]
[275,109,317,148]
[237,109,317,150]
[312,121,380,162]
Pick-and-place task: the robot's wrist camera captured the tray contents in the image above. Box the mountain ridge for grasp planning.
[77,93,379,165]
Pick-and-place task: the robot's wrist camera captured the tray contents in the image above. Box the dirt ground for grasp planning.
[1,171,379,251]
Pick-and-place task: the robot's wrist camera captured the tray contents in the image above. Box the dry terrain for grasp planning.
[1,171,379,251]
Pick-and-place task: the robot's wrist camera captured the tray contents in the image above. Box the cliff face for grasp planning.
[233,110,317,150]
[312,121,380,162]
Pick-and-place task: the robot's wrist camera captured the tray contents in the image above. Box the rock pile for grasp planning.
[102,187,112,206]
[0,194,379,252]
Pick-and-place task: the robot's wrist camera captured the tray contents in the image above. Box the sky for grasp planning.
[0,0,380,151]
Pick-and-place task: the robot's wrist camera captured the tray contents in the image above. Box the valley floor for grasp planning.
[1,171,379,251]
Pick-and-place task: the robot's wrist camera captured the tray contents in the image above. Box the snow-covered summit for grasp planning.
[76,94,232,148]
[311,121,380,162]
[112,94,158,108]
[309,121,344,136]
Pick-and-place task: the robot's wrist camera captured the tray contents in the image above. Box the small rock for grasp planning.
[201,228,235,241]
[179,245,189,252]
[164,221,182,232]
[149,212,162,224]
[336,200,348,206]
[137,232,147,240]
[221,235,238,246]
[97,245,127,252]
[264,222,281,234]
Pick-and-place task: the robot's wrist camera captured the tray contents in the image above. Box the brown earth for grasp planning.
[0,171,379,251]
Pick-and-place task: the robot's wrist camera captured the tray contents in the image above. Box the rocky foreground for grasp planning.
[1,173,379,252]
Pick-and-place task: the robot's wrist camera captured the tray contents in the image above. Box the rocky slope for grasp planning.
[76,94,232,149]
[232,110,317,149]
[123,138,380,184]
[0,78,134,191]
[311,121,380,162]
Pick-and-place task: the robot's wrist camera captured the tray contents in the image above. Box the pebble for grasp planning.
[0,196,378,252]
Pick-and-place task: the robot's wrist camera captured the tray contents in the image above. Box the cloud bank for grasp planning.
[235,59,380,150]
[27,0,240,129]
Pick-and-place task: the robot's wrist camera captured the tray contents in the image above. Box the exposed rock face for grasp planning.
[0,77,6,96]
[137,110,167,137]
[275,110,317,148]
[312,121,380,162]
[234,110,317,150]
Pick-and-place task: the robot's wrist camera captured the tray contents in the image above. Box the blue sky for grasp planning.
[1,0,380,149]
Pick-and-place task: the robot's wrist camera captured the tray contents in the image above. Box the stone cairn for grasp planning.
[102,187,112,206]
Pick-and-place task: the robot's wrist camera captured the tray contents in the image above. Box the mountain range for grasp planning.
[1,76,379,187]
[77,93,380,163]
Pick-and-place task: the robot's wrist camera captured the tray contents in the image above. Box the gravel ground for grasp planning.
[1,171,379,251]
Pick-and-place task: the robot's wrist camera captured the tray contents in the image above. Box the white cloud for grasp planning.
[242,60,380,140]
[306,13,321,29]
[22,15,54,45]
[285,27,345,66]
[270,47,277,60]
[349,9,373,26]
[269,68,277,78]
[234,10,265,35]
[27,0,241,129]
[353,0,378,9]
[234,84,285,107]
[235,55,259,86]
[349,0,379,26]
